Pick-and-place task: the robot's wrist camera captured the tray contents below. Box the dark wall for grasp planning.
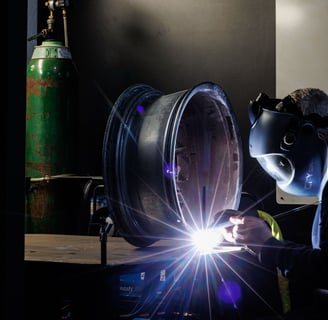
[6,0,26,318]
[62,0,277,209]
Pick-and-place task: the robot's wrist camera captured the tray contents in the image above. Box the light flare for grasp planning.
[98,83,298,318]
[191,227,225,254]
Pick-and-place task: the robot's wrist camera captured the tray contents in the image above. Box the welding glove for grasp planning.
[225,215,273,256]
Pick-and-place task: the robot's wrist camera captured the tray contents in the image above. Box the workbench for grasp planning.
[24,234,283,319]
[25,234,184,266]
[24,234,215,320]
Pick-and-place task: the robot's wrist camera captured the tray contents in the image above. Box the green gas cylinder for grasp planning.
[26,40,78,178]
[25,40,78,233]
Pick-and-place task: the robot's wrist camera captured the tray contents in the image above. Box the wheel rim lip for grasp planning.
[164,82,243,231]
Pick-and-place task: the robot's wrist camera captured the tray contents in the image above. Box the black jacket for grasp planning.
[259,182,328,317]
[260,182,328,287]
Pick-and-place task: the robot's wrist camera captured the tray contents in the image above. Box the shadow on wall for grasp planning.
[65,0,275,179]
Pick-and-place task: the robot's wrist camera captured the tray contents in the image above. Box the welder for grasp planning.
[222,88,328,319]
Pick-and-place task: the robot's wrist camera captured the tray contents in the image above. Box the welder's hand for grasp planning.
[213,209,242,243]
[223,215,273,256]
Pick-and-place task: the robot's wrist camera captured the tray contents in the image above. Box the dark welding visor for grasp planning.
[248,93,282,125]
[249,108,301,158]
[248,91,327,196]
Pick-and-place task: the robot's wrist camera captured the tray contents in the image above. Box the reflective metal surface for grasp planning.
[103,82,243,247]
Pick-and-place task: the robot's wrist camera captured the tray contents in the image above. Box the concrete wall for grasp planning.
[276,0,328,96]
[276,0,328,204]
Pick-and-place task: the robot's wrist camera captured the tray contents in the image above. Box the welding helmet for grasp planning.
[248,92,327,197]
